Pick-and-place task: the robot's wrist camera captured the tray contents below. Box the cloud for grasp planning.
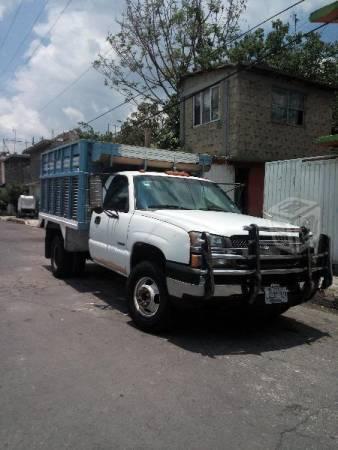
[242,0,326,29]
[62,106,85,123]
[0,0,127,151]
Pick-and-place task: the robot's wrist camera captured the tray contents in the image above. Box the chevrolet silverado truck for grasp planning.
[39,140,333,331]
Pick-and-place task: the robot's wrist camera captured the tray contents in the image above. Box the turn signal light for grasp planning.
[190,254,202,268]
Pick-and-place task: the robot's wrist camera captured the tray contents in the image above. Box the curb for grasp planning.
[309,291,338,312]
[6,217,26,225]
[309,297,338,312]
[0,216,39,227]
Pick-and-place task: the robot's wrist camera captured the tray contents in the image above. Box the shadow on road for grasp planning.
[50,262,330,357]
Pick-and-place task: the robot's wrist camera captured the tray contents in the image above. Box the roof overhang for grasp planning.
[310,1,338,23]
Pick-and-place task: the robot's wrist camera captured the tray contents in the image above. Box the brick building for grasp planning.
[179,64,336,215]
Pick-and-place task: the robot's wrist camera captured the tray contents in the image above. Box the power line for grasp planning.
[0,0,50,76]
[38,0,305,115]
[86,93,144,125]
[231,0,305,43]
[24,0,73,67]
[38,47,113,113]
[0,0,25,54]
[84,22,329,128]
[85,19,328,125]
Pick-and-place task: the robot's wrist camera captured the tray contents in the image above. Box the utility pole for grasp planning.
[292,13,299,33]
[144,128,151,147]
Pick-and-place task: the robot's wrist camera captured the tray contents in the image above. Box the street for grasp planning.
[0,220,337,450]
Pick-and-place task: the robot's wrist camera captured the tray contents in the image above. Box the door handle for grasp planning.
[95,216,101,225]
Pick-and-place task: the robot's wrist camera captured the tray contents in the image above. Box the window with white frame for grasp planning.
[272,88,304,126]
[193,85,220,126]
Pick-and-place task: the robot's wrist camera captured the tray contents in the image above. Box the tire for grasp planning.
[50,235,73,279]
[127,261,171,332]
[72,252,86,276]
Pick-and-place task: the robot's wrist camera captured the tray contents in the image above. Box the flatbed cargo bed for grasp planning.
[39,140,211,230]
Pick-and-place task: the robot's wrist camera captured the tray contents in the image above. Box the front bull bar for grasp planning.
[201,224,333,303]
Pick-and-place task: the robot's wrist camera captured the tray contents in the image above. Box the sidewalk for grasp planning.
[0,216,40,227]
[311,276,338,311]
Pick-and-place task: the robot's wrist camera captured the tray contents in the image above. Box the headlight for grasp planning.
[189,231,226,253]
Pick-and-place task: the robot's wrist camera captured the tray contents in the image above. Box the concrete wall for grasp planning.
[231,71,334,162]
[4,156,30,186]
[180,67,335,162]
[204,161,235,200]
[180,67,234,156]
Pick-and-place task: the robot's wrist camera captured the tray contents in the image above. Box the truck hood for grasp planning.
[136,209,297,236]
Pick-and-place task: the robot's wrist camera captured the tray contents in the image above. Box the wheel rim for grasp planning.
[134,276,160,318]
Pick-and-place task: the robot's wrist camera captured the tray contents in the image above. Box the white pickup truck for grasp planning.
[40,141,332,331]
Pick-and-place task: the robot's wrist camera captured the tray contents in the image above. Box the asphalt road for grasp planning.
[0,221,337,450]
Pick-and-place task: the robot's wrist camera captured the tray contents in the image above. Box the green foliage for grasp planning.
[77,124,117,142]
[94,0,247,148]
[0,184,26,210]
[0,188,8,211]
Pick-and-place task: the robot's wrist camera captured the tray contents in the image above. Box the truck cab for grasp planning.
[40,141,333,331]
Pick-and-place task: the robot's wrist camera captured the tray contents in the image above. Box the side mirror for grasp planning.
[89,175,103,211]
[93,206,104,214]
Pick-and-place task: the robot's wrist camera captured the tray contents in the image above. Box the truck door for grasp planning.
[104,175,132,275]
[89,209,110,265]
[88,175,124,265]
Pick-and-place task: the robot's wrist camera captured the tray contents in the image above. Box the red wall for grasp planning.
[247,164,265,217]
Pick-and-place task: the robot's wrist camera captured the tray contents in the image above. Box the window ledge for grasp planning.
[193,118,221,128]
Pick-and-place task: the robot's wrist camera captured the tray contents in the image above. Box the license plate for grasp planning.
[264,285,288,304]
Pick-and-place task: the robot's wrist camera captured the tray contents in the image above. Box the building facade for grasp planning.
[179,64,335,215]
[1,154,30,186]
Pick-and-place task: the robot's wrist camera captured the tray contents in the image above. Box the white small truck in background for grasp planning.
[39,140,332,331]
[17,195,36,218]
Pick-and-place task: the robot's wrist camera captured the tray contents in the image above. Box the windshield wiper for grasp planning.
[199,207,227,212]
[147,205,192,210]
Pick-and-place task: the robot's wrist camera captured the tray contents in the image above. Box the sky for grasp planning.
[0,0,336,153]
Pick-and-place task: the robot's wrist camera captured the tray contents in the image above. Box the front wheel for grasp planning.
[127,262,171,332]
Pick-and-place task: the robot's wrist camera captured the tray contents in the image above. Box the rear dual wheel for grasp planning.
[50,235,86,279]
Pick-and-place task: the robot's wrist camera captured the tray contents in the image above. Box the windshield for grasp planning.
[134,175,240,213]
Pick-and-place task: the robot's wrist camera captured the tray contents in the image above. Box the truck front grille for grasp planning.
[231,235,302,255]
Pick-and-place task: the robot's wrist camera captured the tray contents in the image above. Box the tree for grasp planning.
[94,0,247,147]
[77,124,117,142]
[227,20,338,129]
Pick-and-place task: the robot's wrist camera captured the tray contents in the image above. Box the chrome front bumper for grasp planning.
[166,225,333,302]
[167,276,243,298]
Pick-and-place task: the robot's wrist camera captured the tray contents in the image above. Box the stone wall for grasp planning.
[180,67,234,156]
[180,67,335,162]
[4,156,30,186]
[230,71,334,161]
